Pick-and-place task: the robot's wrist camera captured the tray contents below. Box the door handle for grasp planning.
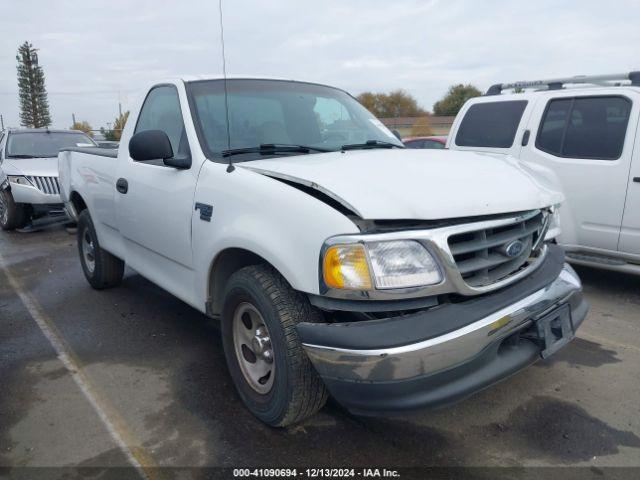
[116,178,128,194]
[634,177,640,183]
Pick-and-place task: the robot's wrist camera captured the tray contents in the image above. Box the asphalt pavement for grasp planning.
[1,225,639,478]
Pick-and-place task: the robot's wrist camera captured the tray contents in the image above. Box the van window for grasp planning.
[455,101,528,148]
[536,96,631,160]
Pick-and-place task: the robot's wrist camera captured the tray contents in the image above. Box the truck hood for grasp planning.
[240,149,563,220]
[2,157,59,177]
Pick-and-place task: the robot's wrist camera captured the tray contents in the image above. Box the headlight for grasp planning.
[7,175,33,186]
[322,240,442,291]
[367,240,442,289]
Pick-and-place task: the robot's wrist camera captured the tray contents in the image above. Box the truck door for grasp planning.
[519,93,636,252]
[619,113,640,255]
[116,84,199,290]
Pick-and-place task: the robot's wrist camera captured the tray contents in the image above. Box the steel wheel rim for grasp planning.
[82,229,96,274]
[0,193,7,225]
[232,302,275,394]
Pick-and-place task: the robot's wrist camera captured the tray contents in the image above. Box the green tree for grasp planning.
[71,120,93,137]
[112,111,129,141]
[357,90,427,118]
[103,111,130,141]
[433,84,482,116]
[102,127,117,141]
[16,41,51,128]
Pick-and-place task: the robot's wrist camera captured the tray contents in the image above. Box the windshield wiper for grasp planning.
[340,140,404,151]
[6,154,43,159]
[222,143,331,158]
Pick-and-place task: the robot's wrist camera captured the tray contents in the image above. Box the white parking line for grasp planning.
[0,254,159,479]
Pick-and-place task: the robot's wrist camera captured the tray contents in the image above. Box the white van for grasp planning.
[448,72,640,274]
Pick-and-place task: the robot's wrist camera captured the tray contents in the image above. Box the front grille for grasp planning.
[27,176,60,195]
[447,211,546,287]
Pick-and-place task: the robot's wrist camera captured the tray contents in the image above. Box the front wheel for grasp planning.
[221,265,328,427]
[0,190,30,231]
[77,210,124,289]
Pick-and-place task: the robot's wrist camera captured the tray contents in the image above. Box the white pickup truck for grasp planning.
[448,72,640,275]
[59,76,587,426]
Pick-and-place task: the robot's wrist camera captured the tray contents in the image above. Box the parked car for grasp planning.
[59,76,587,426]
[96,140,119,149]
[0,128,97,230]
[404,135,447,149]
[447,72,640,275]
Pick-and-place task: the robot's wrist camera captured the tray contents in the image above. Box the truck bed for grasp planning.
[59,147,118,158]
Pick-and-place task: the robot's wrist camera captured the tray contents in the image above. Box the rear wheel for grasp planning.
[0,190,30,231]
[221,265,328,427]
[77,210,124,289]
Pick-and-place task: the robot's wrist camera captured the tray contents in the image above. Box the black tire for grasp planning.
[0,189,30,231]
[77,210,124,289]
[221,264,328,427]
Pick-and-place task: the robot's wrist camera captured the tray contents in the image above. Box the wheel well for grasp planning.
[207,248,271,316]
[70,191,87,213]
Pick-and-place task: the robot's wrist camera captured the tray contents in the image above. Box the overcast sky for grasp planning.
[1,0,639,130]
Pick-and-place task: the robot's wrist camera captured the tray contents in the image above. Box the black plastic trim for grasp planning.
[323,338,541,414]
[485,84,503,96]
[297,244,565,350]
[307,293,438,313]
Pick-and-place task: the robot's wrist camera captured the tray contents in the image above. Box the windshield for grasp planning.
[6,132,96,158]
[186,79,404,161]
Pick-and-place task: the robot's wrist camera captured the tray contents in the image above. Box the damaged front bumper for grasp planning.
[297,245,588,415]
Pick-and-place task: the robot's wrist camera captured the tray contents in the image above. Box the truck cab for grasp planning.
[447,72,640,274]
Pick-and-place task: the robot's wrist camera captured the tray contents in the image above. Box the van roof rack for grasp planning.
[486,71,640,96]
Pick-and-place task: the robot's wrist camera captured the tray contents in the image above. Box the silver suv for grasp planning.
[0,128,96,230]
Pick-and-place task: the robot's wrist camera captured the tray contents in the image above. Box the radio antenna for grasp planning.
[219,0,234,172]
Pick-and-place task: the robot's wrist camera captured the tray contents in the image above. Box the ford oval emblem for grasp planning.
[505,240,525,258]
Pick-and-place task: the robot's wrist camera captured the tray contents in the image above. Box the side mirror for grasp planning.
[129,130,191,170]
[129,130,173,161]
[392,129,402,141]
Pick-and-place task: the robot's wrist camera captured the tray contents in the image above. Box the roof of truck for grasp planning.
[482,72,640,98]
[468,85,640,104]
[161,75,345,91]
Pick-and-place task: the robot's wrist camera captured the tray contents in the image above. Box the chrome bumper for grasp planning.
[303,264,585,383]
[10,182,62,205]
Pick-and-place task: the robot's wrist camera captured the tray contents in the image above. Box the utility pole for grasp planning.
[0,115,4,130]
[118,102,122,117]
[72,113,76,125]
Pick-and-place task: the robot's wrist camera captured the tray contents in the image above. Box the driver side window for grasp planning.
[134,86,190,164]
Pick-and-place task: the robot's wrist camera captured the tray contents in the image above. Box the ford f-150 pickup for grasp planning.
[58,76,588,426]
